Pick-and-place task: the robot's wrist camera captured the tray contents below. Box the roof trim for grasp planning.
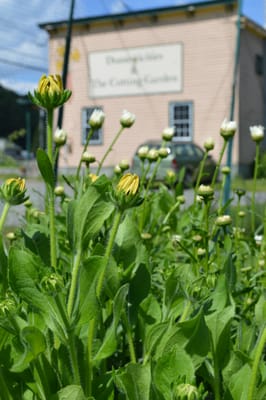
[39,0,237,30]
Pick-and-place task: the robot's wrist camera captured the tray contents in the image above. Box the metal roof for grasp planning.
[39,0,237,30]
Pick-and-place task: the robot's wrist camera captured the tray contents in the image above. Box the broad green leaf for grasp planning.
[128,263,151,324]
[153,345,195,400]
[115,214,147,267]
[57,385,87,400]
[9,247,48,312]
[206,305,235,367]
[11,326,46,372]
[94,284,129,361]
[255,293,266,325]
[36,148,55,188]
[115,362,151,400]
[78,256,103,327]
[227,363,251,400]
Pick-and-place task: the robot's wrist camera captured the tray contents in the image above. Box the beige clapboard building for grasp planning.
[40,0,266,176]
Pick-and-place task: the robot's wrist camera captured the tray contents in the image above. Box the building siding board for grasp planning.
[45,5,264,175]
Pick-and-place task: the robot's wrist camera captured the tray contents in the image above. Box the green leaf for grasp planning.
[9,247,47,312]
[227,363,251,400]
[36,148,55,188]
[128,263,151,324]
[115,362,151,400]
[206,305,235,367]
[57,385,87,400]
[94,284,129,361]
[153,345,195,400]
[78,256,103,327]
[255,293,266,325]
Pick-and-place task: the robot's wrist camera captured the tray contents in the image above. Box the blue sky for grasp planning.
[0,0,264,94]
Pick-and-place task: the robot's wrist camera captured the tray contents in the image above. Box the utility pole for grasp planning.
[223,0,242,206]
[55,0,75,177]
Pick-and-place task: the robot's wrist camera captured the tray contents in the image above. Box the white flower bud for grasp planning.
[147,149,159,162]
[215,215,232,226]
[250,125,264,143]
[120,110,136,128]
[137,146,149,159]
[162,127,174,141]
[158,147,170,158]
[119,159,130,171]
[89,109,105,129]
[54,128,67,146]
[81,151,96,163]
[220,119,237,140]
[204,137,215,151]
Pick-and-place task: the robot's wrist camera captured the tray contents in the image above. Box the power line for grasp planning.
[0,57,47,72]
[0,46,47,62]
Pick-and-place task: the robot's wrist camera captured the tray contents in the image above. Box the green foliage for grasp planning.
[0,109,265,400]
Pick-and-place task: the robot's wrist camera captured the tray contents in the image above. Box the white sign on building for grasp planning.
[88,43,183,98]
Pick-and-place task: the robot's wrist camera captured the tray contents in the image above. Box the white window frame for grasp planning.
[169,101,193,141]
[81,107,103,145]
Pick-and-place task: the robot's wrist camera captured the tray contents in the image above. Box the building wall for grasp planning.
[48,8,240,171]
[239,28,265,177]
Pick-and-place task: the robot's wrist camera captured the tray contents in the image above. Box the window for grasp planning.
[81,107,103,145]
[255,54,263,76]
[169,102,193,141]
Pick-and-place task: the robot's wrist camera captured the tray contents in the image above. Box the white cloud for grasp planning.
[110,0,127,14]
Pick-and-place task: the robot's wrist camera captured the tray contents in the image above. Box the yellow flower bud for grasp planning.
[28,74,71,110]
[0,177,28,205]
[116,173,139,196]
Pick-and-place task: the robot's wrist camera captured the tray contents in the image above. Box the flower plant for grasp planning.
[0,75,265,400]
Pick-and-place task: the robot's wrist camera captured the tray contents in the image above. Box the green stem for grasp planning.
[69,333,81,384]
[47,109,54,165]
[96,126,124,175]
[76,127,94,180]
[251,142,260,235]
[0,202,10,232]
[86,318,96,396]
[179,300,191,323]
[0,366,13,400]
[122,312,136,363]
[203,201,210,272]
[247,325,266,400]
[48,187,57,269]
[194,151,209,202]
[67,247,83,317]
[211,139,228,187]
[162,199,180,226]
[96,210,123,298]
[212,341,221,400]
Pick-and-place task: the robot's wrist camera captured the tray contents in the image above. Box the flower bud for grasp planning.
[147,149,159,162]
[137,146,149,160]
[158,147,170,159]
[204,137,215,151]
[215,214,232,226]
[162,127,174,141]
[6,231,16,241]
[28,74,71,110]
[89,109,105,129]
[0,177,28,205]
[234,188,246,198]
[175,383,199,400]
[197,247,206,257]
[114,165,122,175]
[119,159,130,171]
[221,166,231,175]
[176,195,185,204]
[81,151,96,163]
[116,173,139,196]
[197,184,214,201]
[88,173,98,183]
[54,127,67,146]
[120,110,136,128]
[0,297,16,317]
[54,186,65,197]
[220,118,237,140]
[250,125,264,143]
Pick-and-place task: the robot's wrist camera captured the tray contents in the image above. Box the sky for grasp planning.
[0,0,264,95]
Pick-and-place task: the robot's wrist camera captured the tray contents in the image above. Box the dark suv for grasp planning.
[131,140,216,185]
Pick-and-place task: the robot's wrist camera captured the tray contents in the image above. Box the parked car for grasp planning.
[131,140,216,185]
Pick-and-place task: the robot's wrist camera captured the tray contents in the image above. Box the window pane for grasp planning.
[170,102,192,141]
[82,107,103,145]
